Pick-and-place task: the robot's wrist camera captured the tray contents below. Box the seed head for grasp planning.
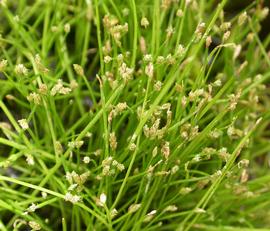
[51,26,59,32]
[83,156,91,164]
[141,17,150,28]
[122,8,130,16]
[162,0,172,10]
[116,162,125,171]
[41,192,47,198]
[0,122,11,130]
[166,26,174,38]
[38,83,48,94]
[0,59,8,72]
[164,205,178,212]
[1,0,7,7]
[70,80,78,90]
[145,62,154,78]
[228,90,241,111]
[176,44,185,56]
[18,119,29,130]
[143,210,157,222]
[102,40,112,54]
[258,7,269,20]
[68,140,84,149]
[104,55,112,63]
[186,0,192,7]
[154,81,162,91]
[55,141,63,155]
[157,56,165,64]
[26,155,34,165]
[64,192,81,204]
[15,64,28,76]
[238,159,249,169]
[102,156,113,167]
[241,169,249,183]
[73,64,84,76]
[220,22,231,32]
[28,221,41,230]
[64,23,70,33]
[195,22,206,39]
[128,203,141,213]
[139,36,147,54]
[51,79,72,96]
[209,129,222,139]
[118,62,134,83]
[34,54,49,73]
[206,36,212,48]
[166,54,175,65]
[143,54,152,63]
[27,92,41,105]
[110,208,118,218]
[112,102,128,115]
[179,187,192,195]
[161,141,170,160]
[238,11,247,26]
[27,203,38,213]
[223,31,231,41]
[247,33,254,43]
[188,89,204,101]
[59,87,72,95]
[171,165,179,175]
[176,9,183,17]
[233,45,242,60]
[129,143,137,151]
[109,132,117,150]
[194,208,206,214]
[99,193,107,205]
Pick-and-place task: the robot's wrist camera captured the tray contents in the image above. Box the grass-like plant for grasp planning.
[0,0,270,230]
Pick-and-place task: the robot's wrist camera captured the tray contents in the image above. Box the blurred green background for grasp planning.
[225,0,270,39]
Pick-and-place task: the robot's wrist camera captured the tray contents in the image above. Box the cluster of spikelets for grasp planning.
[0,0,270,230]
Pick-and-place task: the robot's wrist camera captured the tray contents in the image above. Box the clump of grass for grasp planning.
[0,0,270,230]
